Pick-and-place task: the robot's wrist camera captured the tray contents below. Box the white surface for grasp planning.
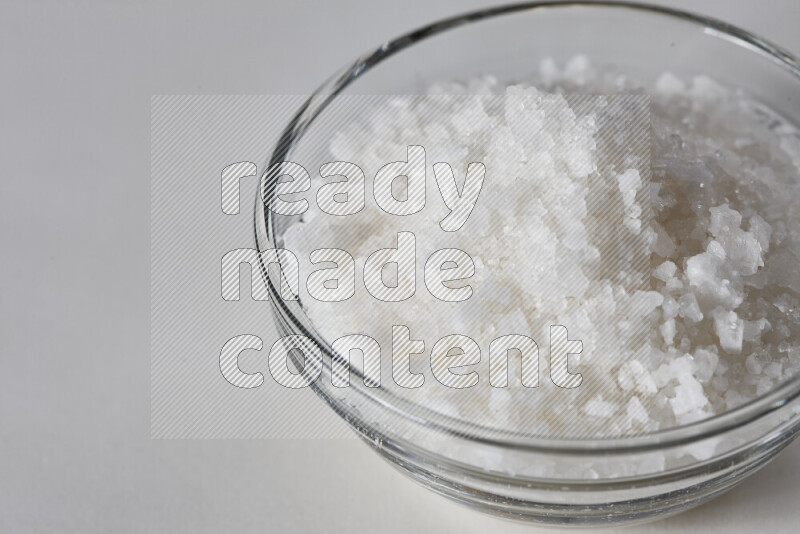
[1,0,799,532]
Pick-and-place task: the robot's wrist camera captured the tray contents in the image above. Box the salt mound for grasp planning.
[282,56,800,440]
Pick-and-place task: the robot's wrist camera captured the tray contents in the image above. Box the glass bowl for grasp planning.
[254,1,800,526]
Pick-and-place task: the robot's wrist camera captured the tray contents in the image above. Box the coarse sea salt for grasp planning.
[282,56,800,445]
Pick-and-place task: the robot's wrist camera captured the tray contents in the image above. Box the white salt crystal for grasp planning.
[617,360,657,396]
[743,318,770,343]
[685,252,720,287]
[651,222,677,257]
[712,308,744,354]
[706,240,727,261]
[617,169,641,207]
[564,54,591,84]
[654,261,677,282]
[660,318,676,346]
[709,204,742,237]
[686,250,741,308]
[689,75,728,106]
[665,276,684,292]
[745,353,763,375]
[662,296,679,320]
[653,355,696,388]
[678,293,703,323]
[669,374,709,417]
[623,218,642,234]
[631,290,664,314]
[693,348,719,383]
[724,231,764,275]
[655,71,686,97]
[748,214,772,253]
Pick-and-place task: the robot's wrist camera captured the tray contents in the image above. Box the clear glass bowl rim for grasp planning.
[257,0,800,455]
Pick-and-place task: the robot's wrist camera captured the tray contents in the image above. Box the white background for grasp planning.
[1,0,799,532]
